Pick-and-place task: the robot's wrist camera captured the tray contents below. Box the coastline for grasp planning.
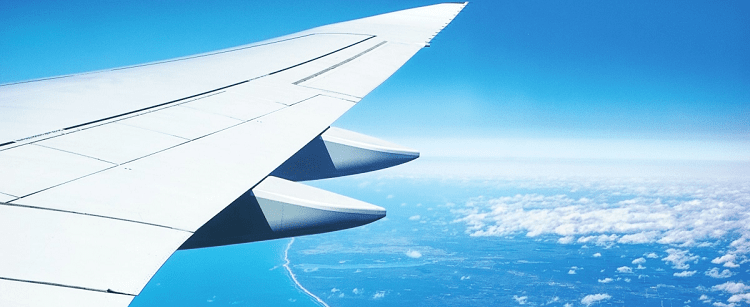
[283,238,330,307]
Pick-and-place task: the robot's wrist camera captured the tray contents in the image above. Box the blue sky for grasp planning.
[2,0,748,163]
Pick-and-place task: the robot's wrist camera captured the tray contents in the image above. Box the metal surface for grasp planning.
[180,176,386,249]
[273,127,420,181]
[0,3,467,305]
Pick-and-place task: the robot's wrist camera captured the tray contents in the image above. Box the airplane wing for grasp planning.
[0,3,466,306]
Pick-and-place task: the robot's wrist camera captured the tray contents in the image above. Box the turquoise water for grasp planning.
[131,239,320,307]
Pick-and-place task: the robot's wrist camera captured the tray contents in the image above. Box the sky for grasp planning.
[2,2,750,306]
[1,0,749,170]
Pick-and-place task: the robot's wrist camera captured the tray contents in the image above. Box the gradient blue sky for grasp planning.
[2,0,748,163]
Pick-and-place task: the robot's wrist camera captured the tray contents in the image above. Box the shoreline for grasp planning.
[283,238,330,307]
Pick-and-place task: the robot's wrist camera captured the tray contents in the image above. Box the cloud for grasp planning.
[450,179,750,261]
[581,293,611,306]
[598,278,613,283]
[513,295,528,305]
[616,266,633,273]
[577,234,618,247]
[372,291,386,299]
[673,271,696,277]
[662,249,699,270]
[331,288,339,293]
[728,293,750,304]
[705,268,733,278]
[568,269,576,275]
[593,253,602,258]
[712,254,740,268]
[352,288,363,295]
[405,250,422,259]
[408,215,421,221]
[632,257,646,264]
[712,282,750,294]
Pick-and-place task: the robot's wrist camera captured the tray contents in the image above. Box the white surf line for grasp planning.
[283,238,331,307]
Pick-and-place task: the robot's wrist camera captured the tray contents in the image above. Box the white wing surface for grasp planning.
[0,3,466,306]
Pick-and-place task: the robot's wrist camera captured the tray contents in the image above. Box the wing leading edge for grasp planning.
[0,3,467,306]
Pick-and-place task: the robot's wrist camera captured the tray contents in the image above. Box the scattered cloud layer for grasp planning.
[662,249,699,270]
[581,293,611,306]
[616,266,632,274]
[713,282,750,294]
[513,295,528,305]
[673,270,696,277]
[705,268,733,278]
[443,178,750,307]
[451,179,750,269]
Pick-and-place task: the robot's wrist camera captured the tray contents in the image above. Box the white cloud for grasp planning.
[662,249,699,270]
[632,257,646,264]
[713,282,750,294]
[450,179,750,260]
[619,231,660,244]
[372,291,386,299]
[700,294,711,302]
[593,253,602,258]
[568,269,576,275]
[617,266,633,273]
[352,288,362,295]
[578,234,619,247]
[581,293,611,306]
[673,271,696,277]
[728,293,750,304]
[513,295,528,305]
[331,288,339,293]
[405,250,422,259]
[408,215,421,221]
[598,278,613,283]
[705,268,733,278]
[712,254,740,268]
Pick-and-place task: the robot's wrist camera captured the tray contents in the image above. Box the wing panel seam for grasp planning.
[293,41,387,85]
[0,201,193,232]
[0,276,135,297]
[3,35,376,147]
